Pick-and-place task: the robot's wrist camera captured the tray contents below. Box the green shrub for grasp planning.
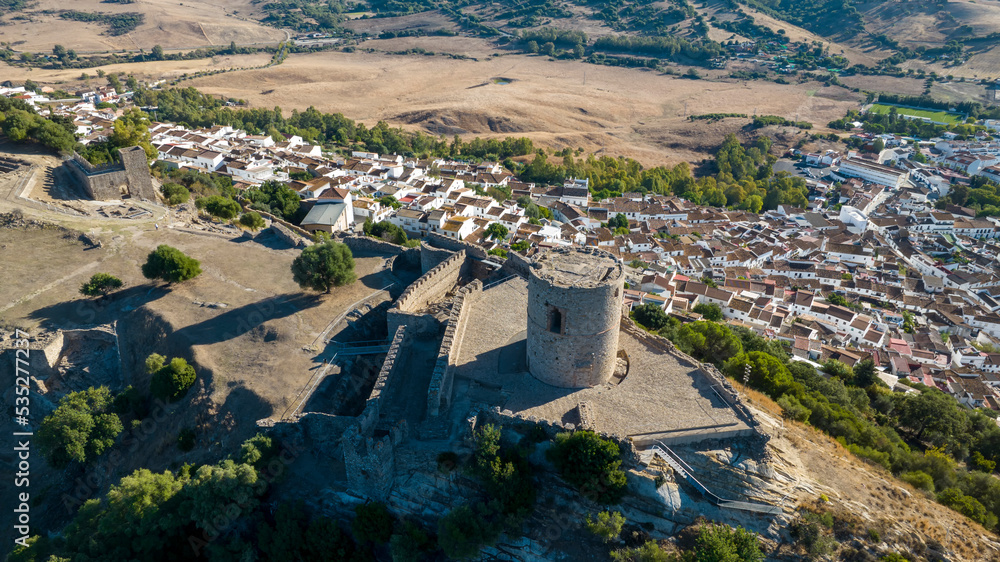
[79,272,123,298]
[37,387,123,468]
[548,430,627,504]
[141,245,201,283]
[585,511,625,543]
[777,394,811,422]
[437,502,503,559]
[899,470,934,492]
[177,428,195,451]
[352,502,395,545]
[694,523,764,562]
[149,356,196,402]
[201,195,240,219]
[160,182,190,205]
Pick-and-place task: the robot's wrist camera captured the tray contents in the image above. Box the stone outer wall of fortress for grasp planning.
[526,252,625,388]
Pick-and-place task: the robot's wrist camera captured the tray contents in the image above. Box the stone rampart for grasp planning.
[420,241,454,274]
[268,221,312,248]
[341,234,405,255]
[343,420,407,501]
[394,250,465,314]
[65,148,155,201]
[425,232,488,260]
[426,280,482,417]
[478,406,640,469]
[357,325,409,435]
[500,251,532,278]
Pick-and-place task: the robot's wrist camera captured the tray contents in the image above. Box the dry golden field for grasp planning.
[0,0,284,53]
[178,48,860,166]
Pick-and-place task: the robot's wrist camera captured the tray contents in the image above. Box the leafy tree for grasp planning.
[38,387,123,468]
[291,240,356,293]
[724,351,794,396]
[610,541,674,561]
[822,359,854,382]
[378,195,402,209]
[675,321,743,364]
[160,182,190,205]
[608,213,629,229]
[437,502,504,559]
[585,511,625,543]
[150,357,197,402]
[692,302,722,321]
[485,222,509,240]
[141,245,202,283]
[390,519,435,562]
[151,45,164,60]
[853,359,879,387]
[239,211,266,231]
[898,389,968,441]
[631,303,670,331]
[200,195,241,219]
[694,523,764,562]
[364,218,408,245]
[79,273,123,298]
[245,180,301,221]
[352,502,395,545]
[548,430,627,504]
[258,502,358,562]
[182,460,262,532]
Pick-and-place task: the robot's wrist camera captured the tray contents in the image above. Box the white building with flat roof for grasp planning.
[837,158,908,188]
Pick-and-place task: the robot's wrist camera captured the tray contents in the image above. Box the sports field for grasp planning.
[868,103,964,125]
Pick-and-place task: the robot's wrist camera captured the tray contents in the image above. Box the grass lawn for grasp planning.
[868,103,964,125]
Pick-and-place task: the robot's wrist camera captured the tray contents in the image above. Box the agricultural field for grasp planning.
[867,103,965,124]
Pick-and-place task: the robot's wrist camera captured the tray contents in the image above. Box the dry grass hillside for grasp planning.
[181,48,859,166]
[0,0,284,52]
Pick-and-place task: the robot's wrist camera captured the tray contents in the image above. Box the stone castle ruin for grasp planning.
[64,147,156,201]
[269,233,777,528]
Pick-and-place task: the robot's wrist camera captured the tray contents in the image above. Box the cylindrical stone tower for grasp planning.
[526,247,625,388]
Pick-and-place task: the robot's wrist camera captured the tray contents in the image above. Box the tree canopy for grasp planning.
[79,273,123,298]
[38,386,123,468]
[141,245,202,284]
[291,240,356,293]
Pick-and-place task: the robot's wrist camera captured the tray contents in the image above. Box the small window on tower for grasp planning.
[548,305,563,334]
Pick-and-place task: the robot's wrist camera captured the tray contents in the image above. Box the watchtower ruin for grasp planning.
[64,146,156,201]
[526,247,625,388]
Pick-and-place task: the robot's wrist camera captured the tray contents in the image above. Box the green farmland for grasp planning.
[867,103,964,125]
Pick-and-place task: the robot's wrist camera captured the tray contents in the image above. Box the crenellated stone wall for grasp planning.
[426,280,483,417]
[393,250,466,315]
[420,241,454,274]
[357,325,409,435]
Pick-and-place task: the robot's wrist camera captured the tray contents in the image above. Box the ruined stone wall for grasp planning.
[425,232,488,260]
[478,406,640,469]
[268,221,312,248]
[341,235,406,255]
[426,280,482,417]
[420,241,454,274]
[357,325,409,435]
[65,148,155,201]
[499,251,532,279]
[394,250,465,314]
[342,421,407,501]
[118,147,157,200]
